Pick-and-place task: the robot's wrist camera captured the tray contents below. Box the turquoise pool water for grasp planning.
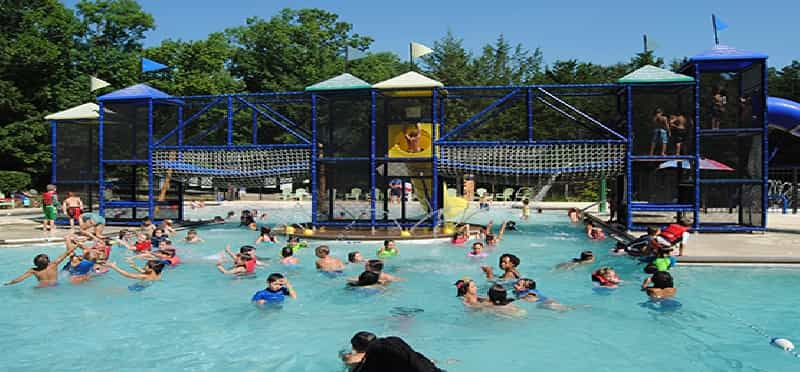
[1,206,798,371]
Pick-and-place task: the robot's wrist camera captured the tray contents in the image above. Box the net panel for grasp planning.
[437,143,626,181]
[54,121,98,183]
[152,148,311,188]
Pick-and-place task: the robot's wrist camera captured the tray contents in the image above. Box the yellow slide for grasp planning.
[387,123,434,158]
[442,181,469,221]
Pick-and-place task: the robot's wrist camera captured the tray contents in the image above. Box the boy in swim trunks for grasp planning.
[649,108,670,156]
[62,192,83,230]
[4,235,78,287]
[315,245,345,272]
[670,113,690,155]
[41,184,59,233]
[79,212,106,238]
[252,273,296,305]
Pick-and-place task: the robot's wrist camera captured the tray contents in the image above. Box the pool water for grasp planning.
[1,206,798,371]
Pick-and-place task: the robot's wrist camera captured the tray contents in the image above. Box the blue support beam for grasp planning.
[526,88,533,141]
[625,85,633,231]
[537,88,626,141]
[431,88,439,228]
[147,99,155,219]
[50,120,57,184]
[98,102,105,217]
[310,93,318,227]
[153,96,222,147]
[693,64,701,230]
[235,96,310,144]
[762,61,769,229]
[370,90,377,227]
[226,95,233,145]
[439,88,521,141]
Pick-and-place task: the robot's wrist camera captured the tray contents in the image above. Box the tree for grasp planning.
[422,30,474,86]
[473,34,544,86]
[227,8,373,92]
[629,50,665,69]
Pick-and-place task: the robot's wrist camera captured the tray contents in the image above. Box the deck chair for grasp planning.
[280,188,292,201]
[474,188,487,201]
[294,188,307,201]
[515,187,533,201]
[495,188,514,201]
[345,188,362,200]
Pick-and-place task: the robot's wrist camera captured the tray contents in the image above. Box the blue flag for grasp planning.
[141,57,168,73]
[714,14,728,31]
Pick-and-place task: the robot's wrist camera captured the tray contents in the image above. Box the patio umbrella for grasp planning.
[658,158,735,171]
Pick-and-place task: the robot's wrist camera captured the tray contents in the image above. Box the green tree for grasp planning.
[473,34,543,85]
[629,50,665,69]
[422,30,474,86]
[0,0,83,183]
[227,8,373,92]
[347,52,405,84]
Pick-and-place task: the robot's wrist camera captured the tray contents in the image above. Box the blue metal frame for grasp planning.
[310,93,318,227]
[439,89,520,141]
[147,99,155,218]
[431,88,439,228]
[369,89,377,227]
[50,120,57,184]
[625,85,633,230]
[98,102,105,216]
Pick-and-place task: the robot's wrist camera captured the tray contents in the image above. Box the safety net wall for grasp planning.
[53,121,98,204]
[629,86,695,156]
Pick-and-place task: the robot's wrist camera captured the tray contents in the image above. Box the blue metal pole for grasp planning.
[370,90,377,227]
[177,105,184,146]
[310,93,318,228]
[98,102,105,217]
[50,120,57,184]
[527,88,533,142]
[431,88,439,228]
[694,64,701,229]
[625,85,633,231]
[148,99,155,219]
[761,61,769,228]
[226,95,233,145]
[252,108,258,144]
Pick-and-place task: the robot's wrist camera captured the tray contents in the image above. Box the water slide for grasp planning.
[768,97,800,136]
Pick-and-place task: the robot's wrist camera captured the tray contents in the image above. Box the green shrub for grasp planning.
[0,171,32,193]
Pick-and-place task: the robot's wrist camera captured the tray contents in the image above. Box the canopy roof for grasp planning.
[617,65,694,84]
[98,83,172,101]
[373,71,443,89]
[45,103,104,120]
[305,73,371,91]
[691,45,768,61]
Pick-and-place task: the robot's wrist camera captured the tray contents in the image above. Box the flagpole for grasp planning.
[409,43,414,72]
[712,14,719,45]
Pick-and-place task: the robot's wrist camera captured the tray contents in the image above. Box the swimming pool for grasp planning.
[1,206,798,371]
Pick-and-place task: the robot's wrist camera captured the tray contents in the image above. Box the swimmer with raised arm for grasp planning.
[4,236,79,287]
[454,277,489,307]
[252,273,296,305]
[481,253,521,281]
[106,260,164,281]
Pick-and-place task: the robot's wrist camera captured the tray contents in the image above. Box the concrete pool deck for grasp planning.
[2,201,799,266]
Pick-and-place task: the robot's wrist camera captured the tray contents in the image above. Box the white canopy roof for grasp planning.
[45,103,103,120]
[372,71,443,89]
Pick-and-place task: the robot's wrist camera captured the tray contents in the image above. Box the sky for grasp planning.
[62,0,799,69]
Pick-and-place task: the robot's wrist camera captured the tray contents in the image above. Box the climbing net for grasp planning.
[437,143,626,180]
[152,148,311,187]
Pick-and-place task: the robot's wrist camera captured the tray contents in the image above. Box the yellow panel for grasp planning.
[388,122,436,158]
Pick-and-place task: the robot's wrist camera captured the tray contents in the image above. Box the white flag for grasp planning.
[410,42,433,58]
[90,76,111,92]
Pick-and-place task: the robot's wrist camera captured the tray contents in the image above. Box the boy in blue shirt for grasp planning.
[252,273,296,305]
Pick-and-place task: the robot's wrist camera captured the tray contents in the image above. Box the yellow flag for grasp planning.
[90,76,111,92]
[410,42,433,58]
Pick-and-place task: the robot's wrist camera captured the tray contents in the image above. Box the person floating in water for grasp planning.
[454,277,488,307]
[591,267,621,288]
[4,235,79,287]
[365,259,400,284]
[512,278,572,312]
[315,245,345,272]
[554,251,595,270]
[584,220,605,240]
[255,226,277,244]
[348,251,365,264]
[467,242,487,258]
[106,260,165,281]
[252,273,296,305]
[280,246,300,266]
[183,229,204,243]
[642,270,676,299]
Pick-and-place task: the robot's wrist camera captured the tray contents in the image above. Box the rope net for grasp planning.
[152,148,311,187]
[438,143,626,180]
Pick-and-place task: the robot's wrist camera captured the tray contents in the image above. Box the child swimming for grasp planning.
[377,239,398,258]
[347,251,365,264]
[467,242,487,258]
[4,236,79,287]
[585,220,605,240]
[252,273,296,305]
[315,245,345,272]
[106,260,165,281]
[484,284,525,316]
[280,246,299,266]
[341,331,377,369]
[255,226,277,244]
[365,259,400,283]
[513,278,571,312]
[183,229,203,243]
[554,250,595,270]
[484,220,508,246]
[454,277,488,307]
[643,271,676,299]
[591,267,621,288]
[63,250,101,284]
[481,253,521,281]
[347,270,382,288]
[567,208,580,223]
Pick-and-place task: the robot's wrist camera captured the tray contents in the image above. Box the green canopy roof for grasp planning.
[305,73,371,91]
[617,65,694,84]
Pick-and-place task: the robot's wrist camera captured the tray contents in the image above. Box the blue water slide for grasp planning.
[767,96,800,136]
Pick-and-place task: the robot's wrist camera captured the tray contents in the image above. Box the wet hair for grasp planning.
[517,278,536,291]
[505,221,517,231]
[315,245,330,257]
[647,226,659,235]
[260,226,271,235]
[213,216,224,222]
[644,264,658,274]
[353,270,380,286]
[146,260,165,275]
[143,216,152,223]
[366,259,384,272]
[652,271,674,289]
[578,250,594,262]
[488,284,514,305]
[46,184,56,191]
[267,273,284,284]
[454,279,471,297]
[499,253,520,268]
[288,236,299,243]
[281,246,294,258]
[159,248,176,258]
[33,254,49,271]
[154,228,164,235]
[383,239,394,248]
[187,229,197,235]
[240,245,256,254]
[347,251,360,263]
[351,331,377,352]
[522,199,529,205]
[472,242,484,250]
